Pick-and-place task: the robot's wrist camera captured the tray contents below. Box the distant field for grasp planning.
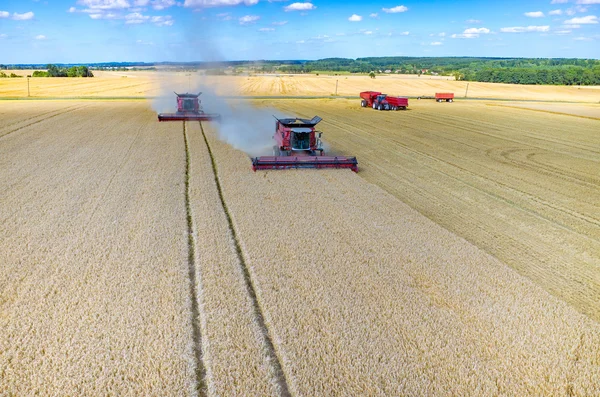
[1,70,599,102]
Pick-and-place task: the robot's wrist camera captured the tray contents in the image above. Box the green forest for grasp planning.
[279,57,600,86]
[32,64,94,77]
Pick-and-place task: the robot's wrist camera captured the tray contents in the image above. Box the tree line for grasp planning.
[32,64,94,77]
[279,57,600,86]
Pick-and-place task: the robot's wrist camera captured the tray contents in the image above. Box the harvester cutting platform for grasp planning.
[157,92,221,122]
[252,116,358,172]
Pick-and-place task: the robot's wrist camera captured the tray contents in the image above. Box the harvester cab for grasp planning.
[157,92,221,122]
[252,115,358,172]
[178,93,199,112]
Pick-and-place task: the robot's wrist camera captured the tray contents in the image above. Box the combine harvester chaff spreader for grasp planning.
[252,116,358,172]
[157,92,221,122]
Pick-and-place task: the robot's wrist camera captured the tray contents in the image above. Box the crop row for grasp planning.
[201,120,600,396]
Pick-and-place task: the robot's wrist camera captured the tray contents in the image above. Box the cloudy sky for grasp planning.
[0,0,599,63]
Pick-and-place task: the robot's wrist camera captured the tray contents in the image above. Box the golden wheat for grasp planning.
[202,121,600,396]
[0,103,196,395]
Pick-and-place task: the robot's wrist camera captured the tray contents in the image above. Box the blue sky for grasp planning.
[0,0,599,63]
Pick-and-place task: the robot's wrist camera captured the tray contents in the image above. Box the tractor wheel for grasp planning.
[378,104,383,111]
[372,103,377,109]
[273,146,280,156]
[361,100,367,107]
[448,99,453,103]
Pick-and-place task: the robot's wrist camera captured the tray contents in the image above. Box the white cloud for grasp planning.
[451,27,490,38]
[439,32,446,37]
[363,30,373,35]
[576,0,600,3]
[466,19,481,23]
[524,11,545,17]
[564,15,598,23]
[284,2,316,11]
[348,14,362,22]
[574,36,592,40]
[77,0,131,10]
[370,13,378,18]
[0,11,10,18]
[183,0,258,7]
[399,31,409,35]
[216,12,232,20]
[296,39,305,43]
[13,12,35,20]
[151,15,173,25]
[549,9,563,15]
[272,20,287,25]
[563,23,581,28]
[152,0,176,10]
[239,14,260,24]
[259,27,274,31]
[465,27,490,34]
[382,5,408,13]
[68,7,77,12]
[125,12,148,23]
[133,0,150,5]
[551,0,568,3]
[0,33,7,38]
[35,34,46,40]
[555,29,572,34]
[500,25,550,32]
[430,41,442,45]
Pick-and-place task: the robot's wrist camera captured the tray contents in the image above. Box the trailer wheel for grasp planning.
[448,99,453,103]
[437,99,442,103]
[361,100,367,107]
[373,103,377,109]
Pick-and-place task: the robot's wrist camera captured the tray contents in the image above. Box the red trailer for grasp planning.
[360,91,408,110]
[435,92,454,102]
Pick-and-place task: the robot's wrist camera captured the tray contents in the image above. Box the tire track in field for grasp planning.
[0,105,79,131]
[198,121,291,397]
[184,122,208,397]
[0,105,87,140]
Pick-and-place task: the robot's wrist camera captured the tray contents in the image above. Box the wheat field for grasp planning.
[201,121,600,395]
[2,70,599,102]
[1,71,599,396]
[266,98,600,322]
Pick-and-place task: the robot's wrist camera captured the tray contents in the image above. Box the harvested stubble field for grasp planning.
[2,70,600,102]
[1,92,599,396]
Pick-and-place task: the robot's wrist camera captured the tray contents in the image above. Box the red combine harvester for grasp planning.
[435,93,454,102]
[360,91,408,110]
[252,116,358,172]
[157,92,221,122]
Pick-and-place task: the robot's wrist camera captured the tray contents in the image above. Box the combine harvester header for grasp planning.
[157,92,221,122]
[252,116,358,172]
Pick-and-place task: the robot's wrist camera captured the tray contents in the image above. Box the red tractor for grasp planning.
[360,91,408,110]
[157,92,220,122]
[252,116,358,172]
